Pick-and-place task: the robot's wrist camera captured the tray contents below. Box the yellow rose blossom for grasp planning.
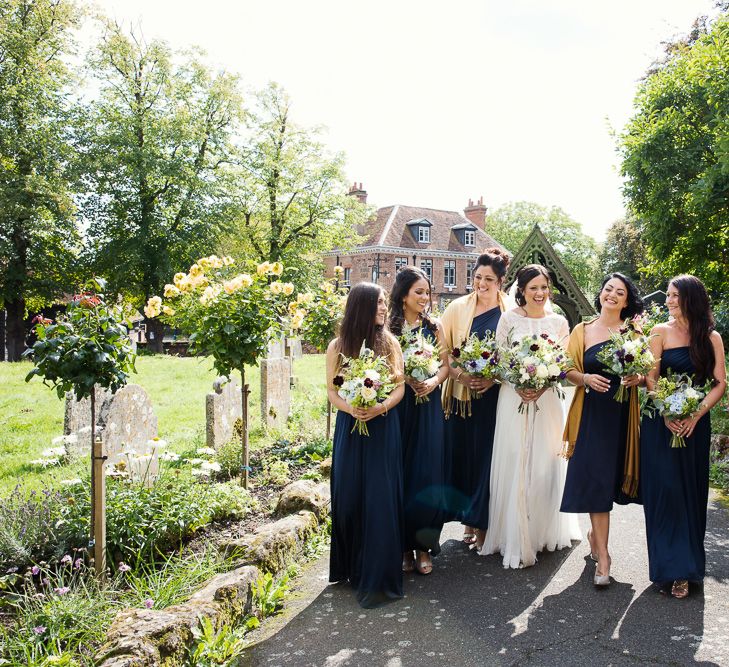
[178,276,194,293]
[197,257,211,269]
[238,273,253,288]
[282,282,295,296]
[144,296,162,318]
[189,263,204,277]
[296,292,314,306]
[164,284,180,298]
[199,284,222,305]
[173,272,186,287]
[270,261,284,276]
[162,305,176,316]
[257,261,271,275]
[223,255,235,266]
[223,280,238,295]
[269,281,284,295]
[288,301,299,315]
[334,265,344,278]
[321,282,334,294]
[209,255,223,269]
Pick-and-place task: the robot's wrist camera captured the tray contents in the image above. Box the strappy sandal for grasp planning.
[462,528,477,545]
[474,528,486,551]
[415,551,433,575]
[671,580,689,599]
[402,551,415,573]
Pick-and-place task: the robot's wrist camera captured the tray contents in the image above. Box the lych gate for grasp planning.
[505,224,595,328]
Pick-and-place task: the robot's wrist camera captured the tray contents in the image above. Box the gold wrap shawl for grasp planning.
[440,290,507,418]
[562,321,640,497]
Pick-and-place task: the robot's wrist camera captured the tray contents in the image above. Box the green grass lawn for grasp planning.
[0,354,327,495]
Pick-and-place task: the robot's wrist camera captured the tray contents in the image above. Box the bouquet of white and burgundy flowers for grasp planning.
[503,332,571,413]
[333,343,397,436]
[596,317,656,402]
[649,370,712,448]
[400,324,442,404]
[450,332,503,400]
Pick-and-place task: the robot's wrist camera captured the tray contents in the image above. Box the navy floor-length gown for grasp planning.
[561,341,636,513]
[330,409,404,607]
[641,347,711,585]
[398,323,446,555]
[445,306,501,529]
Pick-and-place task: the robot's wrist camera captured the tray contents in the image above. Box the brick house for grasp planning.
[323,184,504,305]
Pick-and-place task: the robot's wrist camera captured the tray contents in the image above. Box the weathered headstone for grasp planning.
[64,384,159,471]
[285,337,303,360]
[206,378,242,449]
[260,356,291,429]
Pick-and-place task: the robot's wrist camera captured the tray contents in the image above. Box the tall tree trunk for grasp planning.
[0,309,5,361]
[145,317,164,354]
[5,298,26,362]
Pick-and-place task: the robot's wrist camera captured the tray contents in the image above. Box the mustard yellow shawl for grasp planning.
[440,290,507,418]
[562,321,640,497]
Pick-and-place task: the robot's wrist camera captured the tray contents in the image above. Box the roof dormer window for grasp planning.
[418,226,430,243]
[464,230,475,246]
[406,217,433,244]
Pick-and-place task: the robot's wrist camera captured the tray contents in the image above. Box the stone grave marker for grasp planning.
[261,351,291,429]
[206,378,242,449]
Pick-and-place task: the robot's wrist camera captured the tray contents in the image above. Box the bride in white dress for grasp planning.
[480,265,580,568]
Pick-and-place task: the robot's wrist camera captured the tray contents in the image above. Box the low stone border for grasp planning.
[95,478,331,666]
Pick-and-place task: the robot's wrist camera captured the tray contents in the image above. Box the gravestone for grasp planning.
[260,355,291,429]
[64,384,159,471]
[206,378,242,449]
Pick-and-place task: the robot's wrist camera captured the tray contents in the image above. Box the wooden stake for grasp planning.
[240,367,250,489]
[90,391,107,578]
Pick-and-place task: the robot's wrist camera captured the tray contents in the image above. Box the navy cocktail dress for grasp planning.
[330,409,404,607]
[561,341,635,513]
[445,306,501,529]
[397,324,446,555]
[640,347,711,585]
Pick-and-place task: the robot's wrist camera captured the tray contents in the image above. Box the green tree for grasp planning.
[80,20,244,351]
[223,83,365,287]
[620,11,729,296]
[486,201,600,294]
[0,0,82,361]
[597,216,660,294]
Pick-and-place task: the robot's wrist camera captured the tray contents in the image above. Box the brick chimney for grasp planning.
[463,196,487,229]
[348,182,367,204]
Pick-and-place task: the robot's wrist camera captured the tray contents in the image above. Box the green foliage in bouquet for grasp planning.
[23,278,136,400]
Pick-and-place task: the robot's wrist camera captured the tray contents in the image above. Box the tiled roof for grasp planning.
[359,205,503,253]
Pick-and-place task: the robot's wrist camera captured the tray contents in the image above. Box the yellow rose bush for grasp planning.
[297,268,348,352]
[144,256,302,378]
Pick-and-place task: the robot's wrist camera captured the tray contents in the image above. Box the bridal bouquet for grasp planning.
[596,318,656,402]
[649,370,712,448]
[451,332,503,399]
[333,344,397,436]
[400,325,442,404]
[503,333,571,413]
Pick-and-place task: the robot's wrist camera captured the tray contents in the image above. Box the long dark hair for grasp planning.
[594,273,644,320]
[388,266,435,336]
[670,274,716,382]
[337,282,389,358]
[514,264,551,307]
[475,247,511,280]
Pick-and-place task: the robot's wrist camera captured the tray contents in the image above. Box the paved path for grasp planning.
[241,493,729,666]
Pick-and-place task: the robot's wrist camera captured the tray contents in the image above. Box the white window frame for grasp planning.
[466,262,474,289]
[395,257,408,273]
[464,230,475,247]
[444,260,456,288]
[420,259,432,282]
[418,226,430,243]
[343,267,351,286]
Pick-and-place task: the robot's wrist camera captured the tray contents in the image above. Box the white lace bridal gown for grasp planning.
[480,309,581,568]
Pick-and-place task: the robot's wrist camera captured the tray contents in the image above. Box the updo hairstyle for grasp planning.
[514,264,552,307]
[475,247,511,280]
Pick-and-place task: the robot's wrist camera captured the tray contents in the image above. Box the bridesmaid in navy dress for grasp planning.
[561,273,645,586]
[440,248,510,549]
[327,282,406,608]
[389,267,450,576]
[641,275,725,599]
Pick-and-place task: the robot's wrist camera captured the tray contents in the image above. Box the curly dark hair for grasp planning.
[670,274,716,383]
[514,264,552,307]
[475,247,511,280]
[593,273,644,320]
[388,266,436,336]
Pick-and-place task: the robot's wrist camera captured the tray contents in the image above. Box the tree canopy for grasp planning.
[486,201,600,294]
[620,11,729,296]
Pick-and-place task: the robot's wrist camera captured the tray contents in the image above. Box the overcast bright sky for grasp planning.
[91,0,718,240]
